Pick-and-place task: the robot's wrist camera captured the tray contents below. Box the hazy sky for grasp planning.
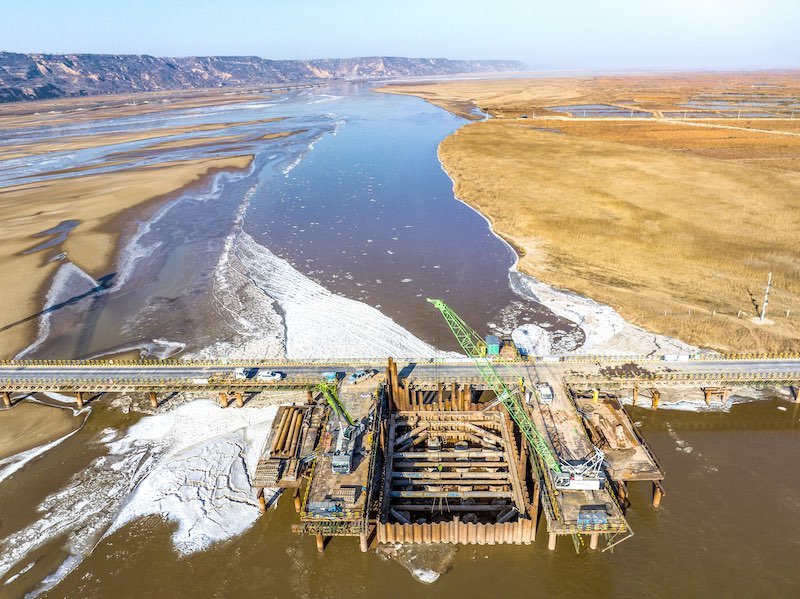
[2,0,797,69]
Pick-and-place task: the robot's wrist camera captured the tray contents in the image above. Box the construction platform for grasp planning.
[244,358,683,552]
[571,389,665,483]
[253,402,326,489]
[296,376,382,539]
[520,379,628,546]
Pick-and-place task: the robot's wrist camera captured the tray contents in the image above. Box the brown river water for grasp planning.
[1,85,799,597]
[0,398,796,597]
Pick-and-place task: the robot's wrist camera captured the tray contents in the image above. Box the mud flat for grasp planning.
[0,88,283,130]
[0,118,281,161]
[379,74,800,352]
[0,155,253,357]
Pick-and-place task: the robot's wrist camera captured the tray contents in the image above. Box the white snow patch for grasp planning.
[0,400,278,594]
[106,400,278,553]
[510,272,695,355]
[305,94,344,105]
[42,391,85,405]
[511,324,553,357]
[3,561,35,586]
[223,229,446,359]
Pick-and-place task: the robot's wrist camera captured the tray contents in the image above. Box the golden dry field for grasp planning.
[379,73,800,351]
[377,71,800,119]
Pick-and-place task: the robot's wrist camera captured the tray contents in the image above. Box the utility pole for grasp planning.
[760,272,772,323]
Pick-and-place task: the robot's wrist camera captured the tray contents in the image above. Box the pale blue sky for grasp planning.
[1,0,797,69]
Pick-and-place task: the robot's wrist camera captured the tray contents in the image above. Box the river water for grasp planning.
[1,85,799,597]
[6,83,582,361]
[1,398,797,598]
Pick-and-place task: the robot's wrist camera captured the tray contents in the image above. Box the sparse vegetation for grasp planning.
[380,73,800,351]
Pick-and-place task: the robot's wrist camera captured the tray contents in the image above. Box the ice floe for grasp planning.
[232,232,441,358]
[0,400,278,594]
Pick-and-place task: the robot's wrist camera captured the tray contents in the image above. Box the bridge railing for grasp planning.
[1,351,800,369]
[564,370,800,387]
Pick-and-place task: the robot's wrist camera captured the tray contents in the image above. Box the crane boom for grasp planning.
[427,298,562,474]
[317,383,355,426]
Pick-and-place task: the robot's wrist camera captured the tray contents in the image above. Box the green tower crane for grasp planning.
[427,298,605,491]
[317,382,355,426]
[317,382,360,475]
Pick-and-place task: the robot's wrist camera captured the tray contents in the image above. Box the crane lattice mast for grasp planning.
[427,298,562,474]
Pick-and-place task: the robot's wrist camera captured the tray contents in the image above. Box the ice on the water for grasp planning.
[0,400,278,594]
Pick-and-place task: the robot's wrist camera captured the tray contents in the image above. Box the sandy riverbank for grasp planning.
[0,154,253,357]
[0,118,282,160]
[0,88,286,130]
[379,75,800,352]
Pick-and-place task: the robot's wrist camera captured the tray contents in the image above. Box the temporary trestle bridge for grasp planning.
[2,354,799,553]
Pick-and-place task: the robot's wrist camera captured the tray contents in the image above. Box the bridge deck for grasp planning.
[2,357,800,396]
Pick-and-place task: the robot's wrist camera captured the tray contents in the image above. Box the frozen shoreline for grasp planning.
[195,165,452,360]
[0,398,282,596]
[435,148,698,358]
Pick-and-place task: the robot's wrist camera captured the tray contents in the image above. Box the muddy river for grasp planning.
[0,84,798,597]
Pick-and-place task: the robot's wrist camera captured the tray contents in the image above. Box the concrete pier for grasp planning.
[650,388,660,411]
[590,533,599,550]
[653,482,664,509]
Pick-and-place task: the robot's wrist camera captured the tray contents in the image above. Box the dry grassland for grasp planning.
[378,71,800,118]
[381,73,800,351]
[506,119,800,172]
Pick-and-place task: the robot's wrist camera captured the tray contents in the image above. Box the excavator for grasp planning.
[427,298,606,492]
[317,383,361,475]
